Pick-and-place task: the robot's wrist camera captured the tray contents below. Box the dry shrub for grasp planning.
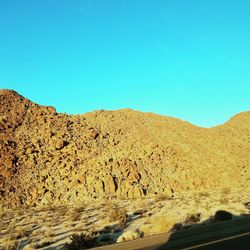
[23,245,36,250]
[67,206,84,221]
[34,237,55,248]
[31,228,48,237]
[221,187,231,195]
[199,192,210,198]
[220,197,229,204]
[2,219,30,246]
[35,205,56,213]
[134,199,148,212]
[2,239,19,250]
[6,218,17,234]
[0,210,8,220]
[44,230,55,238]
[132,209,146,216]
[109,206,127,227]
[139,215,178,237]
[10,225,31,240]
[155,194,171,202]
[184,213,201,225]
[116,229,141,243]
[243,201,250,210]
[70,212,82,221]
[64,232,99,250]
[74,206,85,214]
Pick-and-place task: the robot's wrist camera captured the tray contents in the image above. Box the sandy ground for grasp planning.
[0,186,249,250]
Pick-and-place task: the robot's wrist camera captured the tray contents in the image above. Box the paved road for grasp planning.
[180,232,250,250]
[92,216,250,250]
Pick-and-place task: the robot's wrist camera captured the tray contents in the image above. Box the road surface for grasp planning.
[92,216,250,250]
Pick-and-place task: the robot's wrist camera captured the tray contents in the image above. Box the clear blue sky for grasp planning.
[0,0,249,127]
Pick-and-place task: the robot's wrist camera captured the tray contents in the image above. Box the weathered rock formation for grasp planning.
[0,89,249,208]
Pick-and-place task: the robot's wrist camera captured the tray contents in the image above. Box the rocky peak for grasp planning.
[0,89,249,209]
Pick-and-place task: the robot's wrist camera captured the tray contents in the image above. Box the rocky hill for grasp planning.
[0,89,249,208]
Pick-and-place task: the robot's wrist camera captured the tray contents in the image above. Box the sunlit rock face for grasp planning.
[0,89,249,208]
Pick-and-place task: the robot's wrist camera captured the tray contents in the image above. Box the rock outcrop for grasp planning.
[0,89,249,208]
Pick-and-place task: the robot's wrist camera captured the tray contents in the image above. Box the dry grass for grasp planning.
[184,213,201,225]
[23,246,36,250]
[220,197,229,205]
[198,191,210,198]
[221,187,231,195]
[0,187,249,249]
[139,215,179,237]
[154,194,172,202]
[1,239,19,250]
[64,232,99,250]
[117,229,141,243]
[69,210,82,221]
[243,201,250,210]
[34,237,55,248]
[109,206,127,227]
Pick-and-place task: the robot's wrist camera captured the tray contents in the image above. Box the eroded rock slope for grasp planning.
[0,89,249,208]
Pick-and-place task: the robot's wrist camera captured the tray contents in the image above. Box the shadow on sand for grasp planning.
[153,210,250,250]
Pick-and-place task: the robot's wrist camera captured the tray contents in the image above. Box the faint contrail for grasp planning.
[151,4,232,66]
[46,0,94,16]
[156,43,203,84]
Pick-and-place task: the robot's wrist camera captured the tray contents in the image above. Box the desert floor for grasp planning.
[1,186,249,250]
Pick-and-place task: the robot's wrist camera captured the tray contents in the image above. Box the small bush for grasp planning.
[116,229,141,243]
[3,240,19,250]
[67,206,85,221]
[74,206,85,214]
[109,207,127,227]
[64,232,99,250]
[221,187,231,195]
[213,210,232,222]
[220,197,229,204]
[34,238,55,248]
[184,213,201,225]
[199,192,210,198]
[139,215,178,237]
[243,201,250,210]
[155,194,171,202]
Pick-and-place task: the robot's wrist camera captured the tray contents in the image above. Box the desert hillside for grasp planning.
[0,89,249,209]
